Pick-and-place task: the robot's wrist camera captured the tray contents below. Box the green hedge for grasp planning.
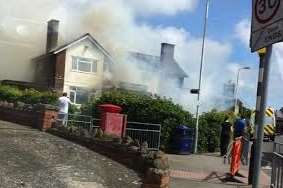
[0,85,57,105]
[198,110,226,152]
[81,90,194,150]
[81,89,232,152]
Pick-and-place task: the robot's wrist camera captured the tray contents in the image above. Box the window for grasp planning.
[76,91,89,104]
[72,56,97,73]
[69,87,97,104]
[70,90,76,103]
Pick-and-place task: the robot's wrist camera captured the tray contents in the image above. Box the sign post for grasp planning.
[252,46,272,188]
[250,0,283,187]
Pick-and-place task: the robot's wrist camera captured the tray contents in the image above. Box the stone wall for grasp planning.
[0,102,58,131]
[47,127,170,188]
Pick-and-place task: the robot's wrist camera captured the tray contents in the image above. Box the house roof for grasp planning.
[128,52,188,78]
[52,33,113,62]
[33,33,114,63]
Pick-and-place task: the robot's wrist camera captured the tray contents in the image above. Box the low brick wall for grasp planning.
[0,104,58,131]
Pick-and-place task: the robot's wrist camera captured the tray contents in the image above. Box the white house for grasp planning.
[34,20,113,104]
[32,19,188,104]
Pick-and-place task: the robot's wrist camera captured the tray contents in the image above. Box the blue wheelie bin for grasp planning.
[171,125,194,154]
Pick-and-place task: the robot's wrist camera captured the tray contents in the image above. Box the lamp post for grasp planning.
[194,0,210,154]
[234,66,250,114]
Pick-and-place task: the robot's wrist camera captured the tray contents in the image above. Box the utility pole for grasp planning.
[252,46,272,188]
[194,0,210,154]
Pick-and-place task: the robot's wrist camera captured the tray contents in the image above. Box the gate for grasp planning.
[271,142,283,188]
[126,121,161,150]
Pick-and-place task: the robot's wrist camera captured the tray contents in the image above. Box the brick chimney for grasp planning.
[46,19,59,53]
[160,43,175,63]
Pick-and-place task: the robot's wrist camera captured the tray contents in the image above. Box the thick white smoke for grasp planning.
[0,0,246,112]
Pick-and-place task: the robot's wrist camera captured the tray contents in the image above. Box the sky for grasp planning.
[135,0,283,110]
[0,0,283,111]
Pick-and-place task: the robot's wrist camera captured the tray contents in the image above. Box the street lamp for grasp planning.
[194,0,210,154]
[234,66,251,114]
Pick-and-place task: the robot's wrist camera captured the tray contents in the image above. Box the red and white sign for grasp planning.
[250,0,283,52]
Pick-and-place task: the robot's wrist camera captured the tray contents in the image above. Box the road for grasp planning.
[0,120,141,188]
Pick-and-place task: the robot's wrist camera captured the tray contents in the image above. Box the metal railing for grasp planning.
[271,142,283,188]
[126,121,161,150]
[64,114,162,150]
[67,114,100,131]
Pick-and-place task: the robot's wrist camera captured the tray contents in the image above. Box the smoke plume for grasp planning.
[0,0,243,112]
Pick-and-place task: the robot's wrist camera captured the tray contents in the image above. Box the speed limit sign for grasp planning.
[250,0,283,52]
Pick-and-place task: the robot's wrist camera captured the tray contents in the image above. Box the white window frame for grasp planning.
[69,90,76,104]
[69,87,97,105]
[72,56,98,74]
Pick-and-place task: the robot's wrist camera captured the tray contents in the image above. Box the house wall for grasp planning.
[63,39,105,96]
[54,51,66,91]
[34,55,55,89]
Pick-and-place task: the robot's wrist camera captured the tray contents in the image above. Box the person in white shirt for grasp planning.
[57,92,71,126]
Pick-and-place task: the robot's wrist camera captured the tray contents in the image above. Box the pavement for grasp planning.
[0,120,141,188]
[168,153,271,188]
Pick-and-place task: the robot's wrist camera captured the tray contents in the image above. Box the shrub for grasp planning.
[81,90,194,150]
[40,92,58,105]
[20,88,42,104]
[68,104,80,114]
[82,90,236,153]
[198,110,228,152]
[0,85,22,102]
[0,85,57,105]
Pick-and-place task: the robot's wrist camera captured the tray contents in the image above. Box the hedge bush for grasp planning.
[197,110,226,152]
[81,90,194,150]
[0,85,57,105]
[81,89,231,152]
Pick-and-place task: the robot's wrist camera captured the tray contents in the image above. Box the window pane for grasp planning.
[78,61,91,72]
[72,57,78,70]
[76,91,89,104]
[70,91,75,103]
[92,61,97,72]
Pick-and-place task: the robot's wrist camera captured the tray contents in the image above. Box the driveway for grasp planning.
[0,120,141,188]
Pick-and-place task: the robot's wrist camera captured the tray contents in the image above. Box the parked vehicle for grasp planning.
[250,107,276,141]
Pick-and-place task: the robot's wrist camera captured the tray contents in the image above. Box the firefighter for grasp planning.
[220,115,232,156]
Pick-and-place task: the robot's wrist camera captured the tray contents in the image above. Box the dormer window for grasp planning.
[72,56,97,73]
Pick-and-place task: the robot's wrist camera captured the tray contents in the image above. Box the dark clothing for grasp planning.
[234,118,246,138]
[220,121,232,156]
